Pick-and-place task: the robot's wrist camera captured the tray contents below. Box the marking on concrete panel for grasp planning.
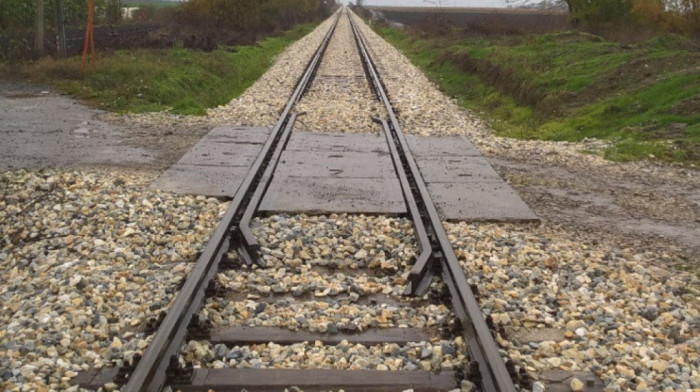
[259,131,406,215]
[150,126,269,197]
[259,177,406,215]
[274,150,394,178]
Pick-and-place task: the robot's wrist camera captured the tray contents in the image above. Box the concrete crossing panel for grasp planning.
[151,128,537,222]
[205,126,271,143]
[177,143,258,167]
[150,126,269,197]
[287,132,388,153]
[259,131,406,215]
[259,177,406,215]
[428,182,539,222]
[274,150,394,178]
[407,135,538,222]
[414,156,501,183]
[406,135,481,157]
[151,165,247,197]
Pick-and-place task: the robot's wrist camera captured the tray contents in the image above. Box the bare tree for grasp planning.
[423,0,449,8]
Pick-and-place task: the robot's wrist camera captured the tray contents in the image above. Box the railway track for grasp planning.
[74,9,528,392]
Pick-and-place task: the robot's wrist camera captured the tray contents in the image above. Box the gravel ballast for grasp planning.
[206,16,337,127]
[0,170,227,390]
[448,221,699,391]
[1,7,697,392]
[181,213,470,376]
[295,15,385,134]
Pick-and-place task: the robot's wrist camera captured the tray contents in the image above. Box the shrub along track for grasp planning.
[73,9,524,392]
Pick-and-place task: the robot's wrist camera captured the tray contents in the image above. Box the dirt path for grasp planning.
[488,153,699,270]
[0,81,211,173]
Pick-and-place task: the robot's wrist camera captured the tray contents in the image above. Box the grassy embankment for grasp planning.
[16,22,317,115]
[377,27,700,166]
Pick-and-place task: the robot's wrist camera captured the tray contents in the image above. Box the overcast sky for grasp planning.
[337,0,511,7]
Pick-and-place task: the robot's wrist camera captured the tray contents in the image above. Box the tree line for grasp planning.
[562,0,699,36]
[0,0,336,32]
[0,0,121,31]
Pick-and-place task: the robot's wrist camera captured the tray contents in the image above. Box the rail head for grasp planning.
[236,13,342,267]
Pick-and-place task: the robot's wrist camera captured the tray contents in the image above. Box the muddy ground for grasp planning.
[488,156,699,271]
[1,80,698,272]
[0,81,211,173]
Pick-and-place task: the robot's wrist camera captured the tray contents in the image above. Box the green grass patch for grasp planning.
[19,22,317,115]
[377,26,700,166]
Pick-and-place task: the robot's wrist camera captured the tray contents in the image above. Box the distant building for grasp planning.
[121,7,140,19]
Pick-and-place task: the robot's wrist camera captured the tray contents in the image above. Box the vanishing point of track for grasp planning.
[78,9,526,392]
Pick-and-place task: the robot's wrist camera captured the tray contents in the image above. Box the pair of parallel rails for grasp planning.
[76,9,525,392]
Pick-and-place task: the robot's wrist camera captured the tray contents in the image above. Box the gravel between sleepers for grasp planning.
[295,14,385,134]
[181,213,469,375]
[181,339,469,373]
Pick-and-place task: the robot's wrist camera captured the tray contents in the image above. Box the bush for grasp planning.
[169,0,334,50]
[562,0,700,41]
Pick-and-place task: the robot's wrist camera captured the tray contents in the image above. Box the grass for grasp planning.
[16,22,317,116]
[377,27,700,166]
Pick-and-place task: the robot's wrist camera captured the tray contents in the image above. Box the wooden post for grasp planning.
[35,0,44,55]
[81,0,95,74]
[56,0,67,57]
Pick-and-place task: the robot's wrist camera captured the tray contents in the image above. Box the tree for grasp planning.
[562,0,633,25]
[105,0,120,24]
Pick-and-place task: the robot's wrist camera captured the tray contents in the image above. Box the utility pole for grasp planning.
[35,0,44,55]
[56,0,67,57]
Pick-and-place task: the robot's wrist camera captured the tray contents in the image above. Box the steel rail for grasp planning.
[119,12,341,392]
[349,13,434,296]
[236,13,340,266]
[375,117,434,296]
[347,11,518,392]
[348,21,432,297]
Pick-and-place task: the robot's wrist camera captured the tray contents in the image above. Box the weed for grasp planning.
[378,26,700,166]
[20,23,317,115]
